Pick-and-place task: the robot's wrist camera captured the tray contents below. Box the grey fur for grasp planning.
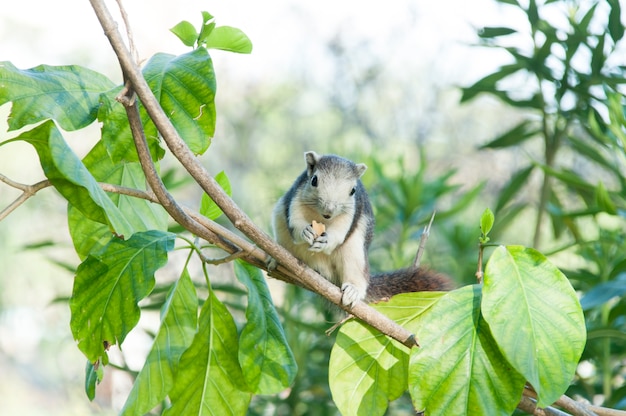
[272,151,375,307]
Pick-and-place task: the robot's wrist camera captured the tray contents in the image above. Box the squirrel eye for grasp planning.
[350,187,356,196]
[311,175,318,187]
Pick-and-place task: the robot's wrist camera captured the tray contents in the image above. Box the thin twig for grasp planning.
[0,175,51,221]
[325,314,354,336]
[412,211,436,268]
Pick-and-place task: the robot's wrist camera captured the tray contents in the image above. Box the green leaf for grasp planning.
[461,63,522,102]
[480,120,540,149]
[0,61,115,131]
[121,268,198,416]
[98,90,164,163]
[70,230,175,363]
[200,171,232,220]
[495,165,534,212]
[580,280,626,310]
[143,49,216,155]
[170,20,199,47]
[164,288,251,415]
[482,246,586,407]
[202,26,253,54]
[478,27,517,38]
[15,120,133,238]
[607,0,624,43]
[595,181,618,215]
[591,33,606,76]
[527,0,539,28]
[83,140,168,230]
[67,139,169,260]
[234,261,297,394]
[68,141,169,260]
[480,208,495,237]
[85,361,104,401]
[329,292,444,416]
[409,286,525,415]
[68,205,111,260]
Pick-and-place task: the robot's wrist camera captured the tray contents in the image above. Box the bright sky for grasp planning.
[0,0,511,85]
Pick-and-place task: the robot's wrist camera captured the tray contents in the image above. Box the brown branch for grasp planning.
[0,174,51,221]
[88,0,419,349]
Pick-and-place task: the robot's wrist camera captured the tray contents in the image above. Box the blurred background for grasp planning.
[1,0,625,414]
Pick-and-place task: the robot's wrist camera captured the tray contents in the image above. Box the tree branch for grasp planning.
[88,0,419,349]
[0,174,50,221]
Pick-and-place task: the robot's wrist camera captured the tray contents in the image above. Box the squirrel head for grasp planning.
[302,151,367,220]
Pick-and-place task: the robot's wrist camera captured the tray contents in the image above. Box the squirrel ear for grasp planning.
[355,163,367,177]
[305,151,320,174]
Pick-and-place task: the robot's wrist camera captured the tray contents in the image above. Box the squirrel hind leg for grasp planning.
[340,282,367,308]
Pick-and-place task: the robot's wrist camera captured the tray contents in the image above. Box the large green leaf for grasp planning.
[121,268,198,416]
[15,120,133,238]
[68,140,169,259]
[70,230,175,363]
[482,246,586,407]
[329,292,444,416]
[98,90,164,163]
[0,61,115,131]
[164,286,251,415]
[234,261,297,394]
[409,286,525,415]
[143,49,216,155]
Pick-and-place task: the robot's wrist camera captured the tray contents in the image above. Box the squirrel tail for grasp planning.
[366,267,454,302]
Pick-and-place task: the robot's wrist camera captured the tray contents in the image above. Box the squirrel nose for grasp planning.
[323,214,331,219]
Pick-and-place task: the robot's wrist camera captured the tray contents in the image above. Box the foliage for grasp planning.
[0,1,623,415]
[461,0,626,409]
[330,216,585,415]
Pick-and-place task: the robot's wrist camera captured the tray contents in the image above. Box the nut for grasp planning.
[311,220,326,237]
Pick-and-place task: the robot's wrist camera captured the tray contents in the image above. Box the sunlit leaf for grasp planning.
[329,292,444,416]
[68,140,168,259]
[70,230,175,363]
[15,120,133,238]
[202,26,253,54]
[409,286,525,415]
[85,361,103,401]
[170,20,198,47]
[200,171,232,220]
[480,207,495,237]
[143,49,216,155]
[0,61,114,131]
[234,261,297,394]
[121,268,198,416]
[482,246,586,407]
[98,90,164,163]
[164,288,251,415]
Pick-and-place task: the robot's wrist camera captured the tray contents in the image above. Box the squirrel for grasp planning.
[271,151,453,307]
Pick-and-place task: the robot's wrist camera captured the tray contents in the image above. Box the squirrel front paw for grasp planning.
[341,283,365,308]
[302,224,327,252]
